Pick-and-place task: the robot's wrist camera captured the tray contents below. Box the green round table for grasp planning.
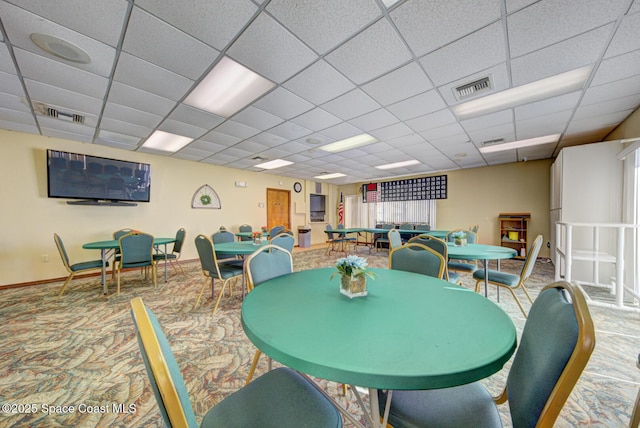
[242,267,516,425]
[447,243,517,296]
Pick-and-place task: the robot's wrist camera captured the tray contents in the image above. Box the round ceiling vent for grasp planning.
[30,33,91,64]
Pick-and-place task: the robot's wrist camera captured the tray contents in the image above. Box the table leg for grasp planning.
[496,260,501,302]
[101,249,107,295]
[163,243,169,282]
[483,259,488,297]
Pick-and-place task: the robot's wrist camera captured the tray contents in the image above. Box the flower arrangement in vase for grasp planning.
[330,255,377,298]
[252,231,262,244]
[451,231,467,246]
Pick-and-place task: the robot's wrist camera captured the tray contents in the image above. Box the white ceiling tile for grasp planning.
[108,82,176,117]
[100,117,152,139]
[574,94,640,120]
[96,129,141,149]
[213,120,260,139]
[505,0,538,13]
[604,9,640,58]
[231,106,284,130]
[566,110,632,133]
[253,87,314,120]
[321,89,380,121]
[188,138,230,153]
[246,132,287,146]
[158,119,207,139]
[515,110,573,139]
[283,60,354,105]
[349,109,400,132]
[420,22,505,87]
[268,121,314,140]
[14,48,109,99]
[326,18,412,85]
[391,0,501,57]
[591,49,640,86]
[290,107,342,131]
[136,0,257,50]
[580,74,640,105]
[0,92,31,114]
[362,62,433,106]
[511,24,612,86]
[420,123,466,141]
[6,0,129,47]
[167,104,225,130]
[515,92,581,120]
[0,70,27,97]
[40,127,94,143]
[267,0,380,54]
[387,90,447,120]
[123,7,218,80]
[103,102,163,129]
[0,43,16,74]
[369,122,414,141]
[227,13,316,83]
[234,139,270,153]
[113,52,194,101]
[507,0,627,57]
[0,2,116,76]
[24,79,103,115]
[405,109,457,133]
[319,122,362,141]
[0,107,36,126]
[461,110,513,132]
[466,122,516,145]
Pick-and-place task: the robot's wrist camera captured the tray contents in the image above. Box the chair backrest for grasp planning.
[114,228,134,240]
[239,224,252,233]
[53,233,71,270]
[505,281,595,427]
[446,229,478,244]
[212,230,235,244]
[194,234,222,279]
[270,225,286,238]
[246,244,293,290]
[469,224,479,233]
[415,223,431,231]
[389,243,445,279]
[172,228,186,254]
[407,235,450,280]
[399,223,413,230]
[519,234,543,283]
[271,233,295,253]
[119,232,153,265]
[388,229,403,250]
[130,297,197,427]
[325,224,335,240]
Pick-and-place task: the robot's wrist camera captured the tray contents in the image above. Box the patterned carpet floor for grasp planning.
[1,245,639,427]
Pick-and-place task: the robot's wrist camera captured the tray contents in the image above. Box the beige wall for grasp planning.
[607,107,640,141]
[340,159,552,257]
[0,130,339,286]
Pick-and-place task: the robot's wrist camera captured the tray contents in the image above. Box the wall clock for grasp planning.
[293,182,302,193]
[192,184,221,209]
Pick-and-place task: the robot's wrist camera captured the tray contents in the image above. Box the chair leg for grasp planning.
[57,273,75,298]
[506,287,529,318]
[211,279,231,315]
[117,265,121,295]
[246,350,262,385]
[194,277,210,309]
[519,283,534,303]
[151,262,157,288]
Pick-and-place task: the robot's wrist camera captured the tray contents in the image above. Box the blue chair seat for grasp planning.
[448,261,478,273]
[70,259,105,272]
[473,269,520,287]
[153,253,177,261]
[378,383,501,428]
[218,265,244,279]
[448,271,461,284]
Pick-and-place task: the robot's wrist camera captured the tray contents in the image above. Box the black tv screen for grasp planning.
[47,149,151,203]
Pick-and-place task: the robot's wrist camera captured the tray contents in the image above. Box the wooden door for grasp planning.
[266,188,291,230]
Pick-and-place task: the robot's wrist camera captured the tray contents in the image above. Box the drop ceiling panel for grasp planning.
[158,119,207,139]
[283,60,354,105]
[507,0,626,57]
[103,102,163,129]
[574,95,640,120]
[100,117,150,139]
[96,129,140,149]
[246,132,287,146]
[362,62,433,106]
[107,82,176,117]
[290,108,342,132]
[0,119,37,134]
[420,22,505,87]
[0,43,15,74]
[0,70,26,97]
[515,92,581,121]
[136,0,257,51]
[604,9,640,58]
[325,19,412,85]
[24,79,103,115]
[580,74,640,105]
[349,108,400,132]
[253,87,314,120]
[387,90,447,121]
[591,49,640,86]
[266,0,380,55]
[231,106,284,130]
[268,121,313,140]
[321,89,380,121]
[370,122,414,141]
[390,0,501,57]
[122,8,217,80]
[227,13,316,83]
[405,109,457,133]
[167,104,225,130]
[0,107,35,125]
[0,92,31,113]
[213,121,260,140]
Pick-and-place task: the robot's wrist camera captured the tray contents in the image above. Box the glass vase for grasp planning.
[340,275,368,298]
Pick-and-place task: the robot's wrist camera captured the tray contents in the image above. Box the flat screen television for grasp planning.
[47,149,151,205]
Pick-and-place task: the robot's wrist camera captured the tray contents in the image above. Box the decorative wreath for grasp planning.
[200,194,212,205]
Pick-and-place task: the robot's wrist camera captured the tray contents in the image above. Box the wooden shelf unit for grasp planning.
[498,213,530,260]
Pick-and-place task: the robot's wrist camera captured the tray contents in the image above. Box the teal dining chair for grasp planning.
[53,233,106,298]
[375,223,395,252]
[244,244,294,384]
[388,229,403,250]
[116,231,156,294]
[270,232,295,253]
[325,224,348,256]
[238,224,253,241]
[153,228,186,276]
[377,280,595,428]
[473,234,544,318]
[194,234,243,315]
[130,297,342,428]
[389,242,445,280]
[212,230,242,266]
[446,229,479,273]
[408,234,461,285]
[398,222,414,242]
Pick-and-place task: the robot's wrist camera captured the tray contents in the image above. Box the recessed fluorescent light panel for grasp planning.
[143,130,193,152]
[453,66,591,119]
[479,134,560,153]
[184,56,276,118]
[314,173,346,179]
[318,134,378,153]
[254,159,293,170]
[376,160,420,170]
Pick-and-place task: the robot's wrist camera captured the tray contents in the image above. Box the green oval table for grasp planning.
[241,267,516,427]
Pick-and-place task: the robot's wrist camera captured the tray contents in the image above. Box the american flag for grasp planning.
[338,192,344,225]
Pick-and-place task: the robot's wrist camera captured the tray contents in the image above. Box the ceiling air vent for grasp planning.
[454,76,492,100]
[32,101,85,124]
[482,138,505,148]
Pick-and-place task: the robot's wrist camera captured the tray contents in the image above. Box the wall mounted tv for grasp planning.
[47,149,151,206]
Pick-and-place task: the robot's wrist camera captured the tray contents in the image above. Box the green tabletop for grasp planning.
[214,240,269,255]
[447,243,517,260]
[82,236,175,250]
[242,267,516,390]
[235,231,269,239]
